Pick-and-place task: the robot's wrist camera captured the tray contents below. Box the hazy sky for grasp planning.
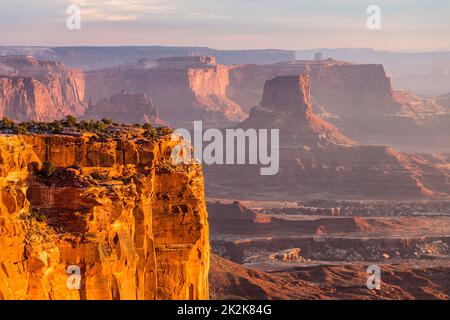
[1,0,449,51]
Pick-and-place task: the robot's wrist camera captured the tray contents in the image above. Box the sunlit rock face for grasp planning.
[0,131,209,300]
[85,56,247,128]
[0,56,86,121]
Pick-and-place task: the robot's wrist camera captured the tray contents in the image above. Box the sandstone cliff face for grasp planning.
[205,75,450,200]
[244,75,353,146]
[85,56,246,128]
[0,132,209,300]
[0,56,86,121]
[83,90,164,125]
[227,61,402,116]
[227,60,450,153]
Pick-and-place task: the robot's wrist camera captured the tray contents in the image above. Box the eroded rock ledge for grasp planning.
[0,130,209,300]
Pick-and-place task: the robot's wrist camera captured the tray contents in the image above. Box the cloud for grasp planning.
[66,0,177,21]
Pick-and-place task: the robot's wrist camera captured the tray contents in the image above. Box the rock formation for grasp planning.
[227,60,402,115]
[227,60,450,153]
[83,90,165,125]
[0,56,86,121]
[210,254,450,300]
[204,75,450,200]
[436,92,450,110]
[241,74,353,146]
[0,46,296,70]
[0,130,209,300]
[85,56,247,128]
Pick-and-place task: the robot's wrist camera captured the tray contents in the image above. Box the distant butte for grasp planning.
[204,74,450,200]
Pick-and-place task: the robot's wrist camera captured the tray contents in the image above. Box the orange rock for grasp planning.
[85,56,247,127]
[0,132,209,300]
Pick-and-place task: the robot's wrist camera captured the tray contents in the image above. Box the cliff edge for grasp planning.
[0,128,209,299]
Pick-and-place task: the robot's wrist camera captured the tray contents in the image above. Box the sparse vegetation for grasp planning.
[40,161,56,177]
[101,118,113,125]
[156,127,173,136]
[20,208,48,223]
[0,116,173,140]
[12,124,29,135]
[90,170,109,181]
[65,115,78,128]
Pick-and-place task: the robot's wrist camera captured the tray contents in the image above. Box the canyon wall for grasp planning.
[204,75,450,200]
[85,57,246,128]
[0,132,209,300]
[84,90,164,125]
[227,60,450,152]
[227,61,401,115]
[0,56,86,122]
[0,46,296,70]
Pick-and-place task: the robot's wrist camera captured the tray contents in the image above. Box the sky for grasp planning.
[1,0,449,51]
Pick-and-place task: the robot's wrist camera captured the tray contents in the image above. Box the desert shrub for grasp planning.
[156,127,173,136]
[144,127,158,139]
[90,171,108,181]
[0,117,15,129]
[49,121,64,134]
[12,124,29,135]
[101,118,113,125]
[40,161,56,177]
[143,123,153,130]
[65,115,77,128]
[29,209,47,222]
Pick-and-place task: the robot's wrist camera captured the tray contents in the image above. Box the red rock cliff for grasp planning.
[205,75,450,200]
[83,90,164,125]
[227,61,402,116]
[0,56,86,122]
[0,131,209,300]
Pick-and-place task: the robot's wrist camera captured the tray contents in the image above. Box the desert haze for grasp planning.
[1,43,450,300]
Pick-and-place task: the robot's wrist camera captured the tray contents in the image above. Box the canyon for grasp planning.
[227,60,450,153]
[0,128,209,299]
[3,55,449,154]
[204,74,450,200]
[208,200,450,300]
[0,56,86,122]
[1,52,450,301]
[83,90,164,125]
[84,56,247,128]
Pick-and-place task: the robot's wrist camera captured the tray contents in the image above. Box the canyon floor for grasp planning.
[208,200,450,300]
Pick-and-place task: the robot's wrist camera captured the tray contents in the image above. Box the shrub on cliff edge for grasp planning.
[40,161,56,177]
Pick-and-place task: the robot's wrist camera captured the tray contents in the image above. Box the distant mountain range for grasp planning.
[0,46,295,70]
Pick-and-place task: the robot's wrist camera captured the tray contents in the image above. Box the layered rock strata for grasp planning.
[85,56,246,128]
[204,75,450,200]
[0,56,86,121]
[83,90,165,125]
[227,60,450,152]
[0,131,209,300]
